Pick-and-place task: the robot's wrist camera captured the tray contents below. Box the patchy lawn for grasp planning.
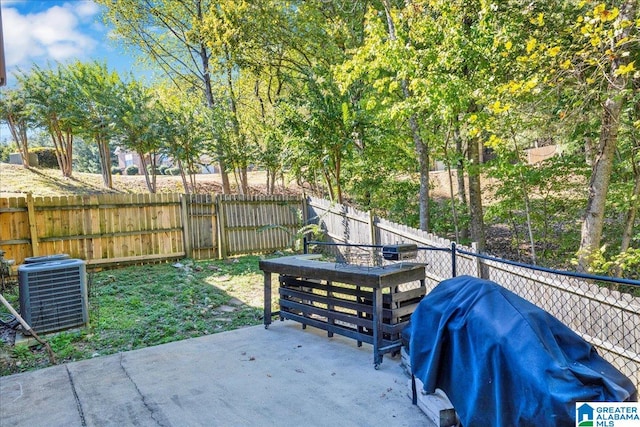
[0,254,283,376]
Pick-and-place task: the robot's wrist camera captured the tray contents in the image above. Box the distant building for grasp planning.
[113,147,218,174]
[113,147,166,174]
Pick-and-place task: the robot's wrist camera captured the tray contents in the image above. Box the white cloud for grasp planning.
[75,1,101,19]
[48,41,89,61]
[2,2,101,70]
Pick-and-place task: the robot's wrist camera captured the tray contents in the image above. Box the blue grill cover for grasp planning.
[407,276,637,427]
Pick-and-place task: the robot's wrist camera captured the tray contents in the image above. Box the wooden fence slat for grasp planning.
[26,194,39,257]
[214,194,303,257]
[0,196,29,263]
[180,194,192,258]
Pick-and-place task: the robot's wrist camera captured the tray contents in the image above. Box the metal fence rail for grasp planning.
[455,246,640,393]
[306,196,640,393]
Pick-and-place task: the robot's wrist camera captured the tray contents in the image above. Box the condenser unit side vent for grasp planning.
[18,259,88,333]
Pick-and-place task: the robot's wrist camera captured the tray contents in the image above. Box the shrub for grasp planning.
[146,165,161,175]
[111,167,122,175]
[159,165,169,175]
[373,180,420,228]
[0,143,14,162]
[125,165,139,175]
[30,147,59,168]
[167,167,181,176]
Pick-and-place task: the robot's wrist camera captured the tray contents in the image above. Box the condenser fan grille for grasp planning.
[18,259,88,333]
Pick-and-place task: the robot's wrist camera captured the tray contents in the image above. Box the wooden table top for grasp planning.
[259,254,425,288]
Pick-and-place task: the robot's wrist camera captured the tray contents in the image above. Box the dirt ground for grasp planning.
[0,163,302,197]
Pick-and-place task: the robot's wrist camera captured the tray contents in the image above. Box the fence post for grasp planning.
[368,211,380,266]
[301,196,309,226]
[180,194,192,259]
[472,242,490,279]
[216,195,226,259]
[368,210,377,246]
[26,193,39,257]
[472,242,481,277]
[451,242,457,277]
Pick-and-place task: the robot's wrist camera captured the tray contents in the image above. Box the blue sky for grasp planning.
[1,0,137,85]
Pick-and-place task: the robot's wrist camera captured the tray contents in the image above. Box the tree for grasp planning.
[74,139,103,174]
[620,96,640,254]
[111,79,163,193]
[70,61,122,189]
[18,64,82,178]
[282,72,359,203]
[200,0,319,195]
[576,1,639,271]
[381,0,431,232]
[0,88,33,167]
[155,86,209,194]
[395,0,493,246]
[495,0,639,270]
[96,0,233,193]
[334,2,434,230]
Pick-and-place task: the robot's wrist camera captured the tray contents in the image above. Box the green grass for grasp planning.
[0,254,281,376]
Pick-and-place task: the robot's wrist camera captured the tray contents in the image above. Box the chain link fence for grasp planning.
[306,197,640,394]
[455,247,640,392]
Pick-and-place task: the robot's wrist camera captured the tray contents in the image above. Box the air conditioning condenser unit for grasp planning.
[18,259,89,333]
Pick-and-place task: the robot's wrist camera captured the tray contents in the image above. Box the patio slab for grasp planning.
[0,320,431,427]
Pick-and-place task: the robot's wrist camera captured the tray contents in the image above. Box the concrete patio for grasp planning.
[0,320,430,427]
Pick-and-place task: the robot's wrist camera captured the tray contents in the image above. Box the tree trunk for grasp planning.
[622,104,640,253]
[510,128,537,264]
[577,0,636,272]
[322,169,336,202]
[50,122,74,178]
[98,137,113,189]
[138,152,157,193]
[454,128,469,240]
[7,114,30,168]
[444,137,460,241]
[467,136,486,252]
[188,160,198,193]
[413,120,430,232]
[224,50,249,195]
[620,163,639,253]
[578,99,621,271]
[382,0,429,231]
[266,170,271,194]
[63,130,73,178]
[239,167,249,195]
[334,154,343,204]
[196,1,231,194]
[177,159,191,194]
[49,129,65,174]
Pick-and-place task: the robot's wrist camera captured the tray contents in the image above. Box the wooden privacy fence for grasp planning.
[217,195,306,256]
[306,196,640,392]
[0,193,304,267]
